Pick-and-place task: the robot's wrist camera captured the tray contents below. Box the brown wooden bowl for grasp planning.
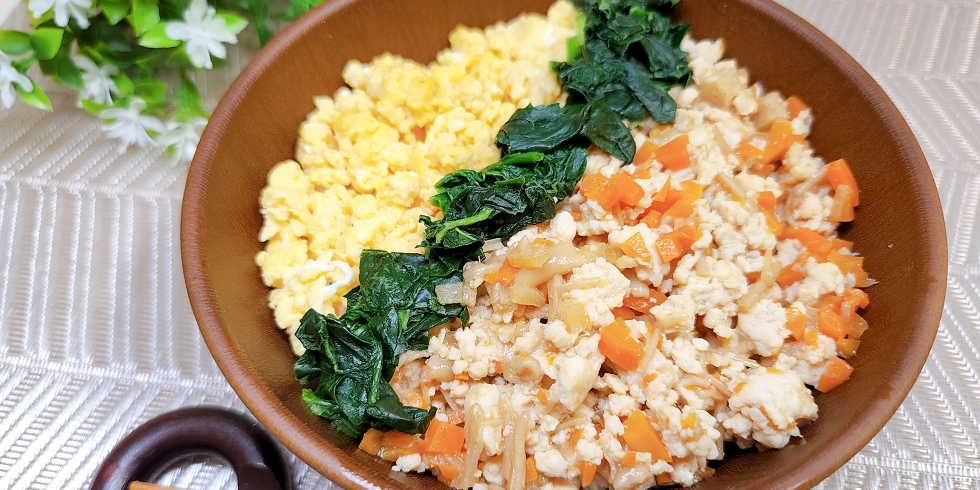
[181,0,947,488]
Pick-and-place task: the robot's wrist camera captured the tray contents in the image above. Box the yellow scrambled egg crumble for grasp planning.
[255,2,578,354]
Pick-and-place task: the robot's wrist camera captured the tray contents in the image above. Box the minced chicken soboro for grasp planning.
[256,2,872,489]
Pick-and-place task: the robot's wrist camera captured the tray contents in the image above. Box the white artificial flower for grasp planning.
[165,0,238,70]
[158,117,207,165]
[28,0,92,28]
[74,56,119,105]
[0,52,33,109]
[100,98,166,152]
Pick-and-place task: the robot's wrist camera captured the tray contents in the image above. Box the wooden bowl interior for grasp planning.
[182,0,946,488]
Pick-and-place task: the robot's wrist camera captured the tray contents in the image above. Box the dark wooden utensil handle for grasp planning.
[91,406,291,490]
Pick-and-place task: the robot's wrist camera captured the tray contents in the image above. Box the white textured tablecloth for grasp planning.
[0,1,975,488]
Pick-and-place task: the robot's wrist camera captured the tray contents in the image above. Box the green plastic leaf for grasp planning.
[11,55,36,73]
[131,0,160,36]
[30,28,64,61]
[135,80,167,105]
[174,71,208,119]
[284,0,325,20]
[0,30,32,56]
[55,53,83,90]
[138,22,180,48]
[16,78,51,111]
[101,0,130,25]
[79,98,109,115]
[111,72,135,94]
[215,12,248,35]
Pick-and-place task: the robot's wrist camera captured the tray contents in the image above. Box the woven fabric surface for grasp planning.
[0,1,975,489]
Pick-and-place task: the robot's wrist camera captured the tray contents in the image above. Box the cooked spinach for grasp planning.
[294,250,466,437]
[552,0,692,128]
[420,147,588,259]
[295,0,693,438]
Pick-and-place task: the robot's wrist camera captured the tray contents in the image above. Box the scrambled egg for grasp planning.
[255,2,578,353]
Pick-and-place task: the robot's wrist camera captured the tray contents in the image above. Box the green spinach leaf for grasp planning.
[294,250,466,437]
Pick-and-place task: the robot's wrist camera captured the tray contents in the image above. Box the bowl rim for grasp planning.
[181,0,947,488]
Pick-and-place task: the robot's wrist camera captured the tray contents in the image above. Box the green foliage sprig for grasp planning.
[0,0,328,163]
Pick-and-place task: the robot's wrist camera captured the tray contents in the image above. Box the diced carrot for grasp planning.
[757,191,777,214]
[570,211,583,221]
[734,382,745,393]
[816,294,843,311]
[759,118,805,165]
[818,304,849,340]
[826,159,859,205]
[359,428,385,456]
[579,173,607,199]
[610,173,645,207]
[534,238,555,246]
[830,238,853,251]
[599,319,645,370]
[656,225,699,263]
[664,181,703,219]
[804,329,820,348]
[570,428,584,447]
[422,419,466,454]
[795,228,833,256]
[652,175,672,202]
[779,226,798,240]
[436,463,459,484]
[776,264,806,287]
[643,372,659,384]
[786,96,808,118]
[379,431,424,461]
[656,473,674,485]
[816,357,854,392]
[580,173,619,211]
[683,411,700,430]
[754,163,777,177]
[827,251,868,287]
[621,232,652,261]
[612,306,636,320]
[635,141,658,164]
[496,259,519,287]
[536,389,548,404]
[786,306,807,341]
[848,314,869,339]
[664,201,695,219]
[735,141,762,160]
[843,288,870,311]
[623,410,671,462]
[633,168,652,179]
[623,291,668,314]
[656,135,691,170]
[622,451,638,467]
[526,456,538,483]
[762,209,783,236]
[642,210,662,228]
[578,461,597,486]
[836,338,861,358]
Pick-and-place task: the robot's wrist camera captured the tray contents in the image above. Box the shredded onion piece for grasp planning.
[829,184,854,221]
[712,123,731,153]
[435,281,464,305]
[696,254,711,275]
[795,165,828,197]
[461,404,485,488]
[554,416,590,434]
[738,248,780,313]
[483,238,504,253]
[556,277,611,294]
[548,274,564,322]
